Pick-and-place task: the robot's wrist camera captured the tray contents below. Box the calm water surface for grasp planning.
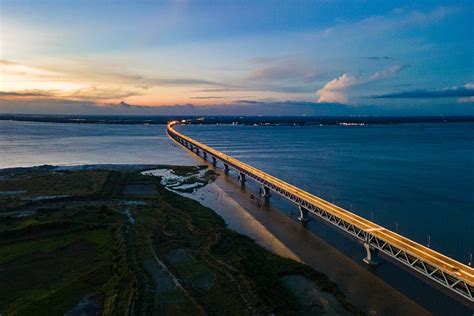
[178,123,474,263]
[0,120,194,167]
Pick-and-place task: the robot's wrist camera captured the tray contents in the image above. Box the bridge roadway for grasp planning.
[167,121,474,302]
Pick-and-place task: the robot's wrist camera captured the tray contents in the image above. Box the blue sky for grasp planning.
[0,0,473,115]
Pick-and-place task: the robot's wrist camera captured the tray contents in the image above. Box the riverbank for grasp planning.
[0,164,361,315]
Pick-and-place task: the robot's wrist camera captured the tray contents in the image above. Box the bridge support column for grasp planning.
[362,236,378,265]
[212,156,217,166]
[238,172,246,185]
[298,205,309,222]
[260,185,271,200]
[203,152,207,159]
[224,163,230,174]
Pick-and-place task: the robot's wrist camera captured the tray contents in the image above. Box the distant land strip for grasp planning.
[1,114,474,125]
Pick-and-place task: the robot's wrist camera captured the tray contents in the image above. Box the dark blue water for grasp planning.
[178,123,474,263]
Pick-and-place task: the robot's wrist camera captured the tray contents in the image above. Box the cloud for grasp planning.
[372,83,474,99]
[66,86,138,100]
[232,99,265,104]
[2,96,474,116]
[316,65,409,103]
[0,97,343,116]
[315,74,359,104]
[248,63,321,82]
[1,58,244,105]
[118,100,133,107]
[369,65,410,80]
[246,56,323,84]
[458,97,474,103]
[0,59,63,79]
[0,90,50,97]
[195,79,317,94]
[145,78,223,87]
[310,6,459,41]
[190,96,227,99]
[363,56,392,60]
[1,58,229,95]
[0,59,19,65]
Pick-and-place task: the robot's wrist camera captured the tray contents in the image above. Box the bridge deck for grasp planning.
[167,121,473,300]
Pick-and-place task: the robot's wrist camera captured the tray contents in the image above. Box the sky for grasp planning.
[0,0,473,115]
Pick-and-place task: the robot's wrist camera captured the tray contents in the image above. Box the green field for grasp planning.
[0,166,361,315]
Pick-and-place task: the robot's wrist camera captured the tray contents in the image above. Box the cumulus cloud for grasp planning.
[315,74,359,104]
[316,65,409,103]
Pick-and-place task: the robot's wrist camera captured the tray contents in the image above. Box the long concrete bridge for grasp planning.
[167,120,474,302]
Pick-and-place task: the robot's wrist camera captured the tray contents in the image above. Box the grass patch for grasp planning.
[0,170,109,198]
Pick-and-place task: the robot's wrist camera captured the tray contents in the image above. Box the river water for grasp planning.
[0,120,195,167]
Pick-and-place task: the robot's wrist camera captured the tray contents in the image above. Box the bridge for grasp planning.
[167,120,474,302]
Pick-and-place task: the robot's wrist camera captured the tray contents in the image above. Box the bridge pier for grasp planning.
[195,148,200,155]
[203,152,207,159]
[298,205,309,222]
[224,163,230,174]
[238,172,246,185]
[363,236,379,265]
[212,156,217,166]
[260,185,271,200]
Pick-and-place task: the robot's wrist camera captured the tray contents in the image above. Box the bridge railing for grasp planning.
[167,121,473,302]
